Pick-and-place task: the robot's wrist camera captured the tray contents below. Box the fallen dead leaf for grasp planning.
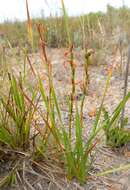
[124,150,130,157]
[88,107,97,117]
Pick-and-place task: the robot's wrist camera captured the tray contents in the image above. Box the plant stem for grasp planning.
[69,45,75,139]
[121,44,130,126]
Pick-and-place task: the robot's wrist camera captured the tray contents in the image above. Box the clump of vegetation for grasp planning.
[102,41,130,149]
[103,97,130,148]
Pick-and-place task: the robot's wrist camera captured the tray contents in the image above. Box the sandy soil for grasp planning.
[1,48,130,190]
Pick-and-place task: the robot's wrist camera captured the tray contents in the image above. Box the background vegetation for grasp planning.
[0,5,130,50]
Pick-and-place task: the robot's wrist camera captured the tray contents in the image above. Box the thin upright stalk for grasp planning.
[121,44,130,126]
[61,0,71,45]
[37,24,53,124]
[119,39,123,76]
[80,94,85,127]
[26,0,33,48]
[69,45,76,139]
[83,49,94,95]
[80,16,85,49]
[80,49,94,126]
[61,0,75,139]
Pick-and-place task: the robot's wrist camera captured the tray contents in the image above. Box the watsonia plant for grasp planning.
[38,51,113,183]
[35,0,111,183]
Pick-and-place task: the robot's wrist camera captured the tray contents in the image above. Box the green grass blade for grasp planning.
[61,0,71,45]
[93,71,112,132]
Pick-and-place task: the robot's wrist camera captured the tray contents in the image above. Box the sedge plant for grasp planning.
[0,73,37,150]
